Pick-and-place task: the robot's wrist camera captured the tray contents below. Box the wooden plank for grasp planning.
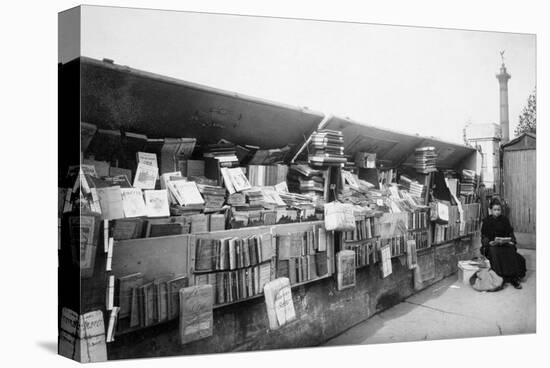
[112,235,191,281]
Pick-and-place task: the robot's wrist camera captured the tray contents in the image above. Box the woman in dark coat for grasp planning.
[481,199,526,289]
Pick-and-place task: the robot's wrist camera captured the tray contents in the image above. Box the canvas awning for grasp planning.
[75,57,476,170]
[322,116,477,170]
[78,57,325,152]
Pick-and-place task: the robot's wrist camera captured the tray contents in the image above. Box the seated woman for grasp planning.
[481,199,526,289]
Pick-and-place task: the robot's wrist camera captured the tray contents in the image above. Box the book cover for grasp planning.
[136,152,158,168]
[120,187,147,218]
[190,214,208,233]
[263,278,296,330]
[118,273,143,319]
[195,238,216,272]
[144,189,170,217]
[179,285,214,345]
[96,185,125,220]
[111,218,145,240]
[130,287,140,328]
[133,162,159,189]
[167,276,189,320]
[337,250,356,290]
[155,276,172,322]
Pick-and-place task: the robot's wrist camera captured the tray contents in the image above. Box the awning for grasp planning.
[78,57,325,152]
[323,116,476,170]
[75,57,476,170]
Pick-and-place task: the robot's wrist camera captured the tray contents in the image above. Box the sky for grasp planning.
[73,6,536,144]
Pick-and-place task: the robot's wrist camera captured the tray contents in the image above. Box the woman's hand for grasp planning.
[489,240,496,246]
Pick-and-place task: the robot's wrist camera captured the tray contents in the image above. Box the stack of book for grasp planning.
[399,175,426,199]
[308,129,346,166]
[194,233,275,272]
[114,273,190,330]
[199,263,274,305]
[409,230,429,250]
[460,169,477,196]
[244,188,265,209]
[414,146,437,173]
[287,164,326,202]
[407,209,429,230]
[462,203,481,234]
[278,191,318,208]
[341,211,378,241]
[227,192,246,207]
[382,235,407,257]
[197,184,226,210]
[193,233,276,305]
[275,228,330,285]
[203,143,240,184]
[247,146,291,165]
[341,239,379,268]
[247,164,289,186]
[202,142,239,162]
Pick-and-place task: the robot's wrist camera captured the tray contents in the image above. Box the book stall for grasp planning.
[58,57,482,361]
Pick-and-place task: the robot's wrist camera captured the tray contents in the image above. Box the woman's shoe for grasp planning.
[511,279,522,289]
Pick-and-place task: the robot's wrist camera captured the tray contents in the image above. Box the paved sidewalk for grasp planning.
[323,249,536,346]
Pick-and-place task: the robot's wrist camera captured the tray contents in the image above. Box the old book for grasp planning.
[145,216,189,236]
[144,189,170,217]
[169,181,204,206]
[288,258,297,284]
[380,244,393,278]
[277,235,291,260]
[179,285,214,344]
[318,226,327,252]
[406,239,418,270]
[96,186,125,220]
[161,138,196,174]
[83,158,111,178]
[179,159,205,177]
[136,152,158,168]
[277,260,289,278]
[308,255,318,280]
[337,250,356,290]
[226,167,251,192]
[289,232,304,258]
[263,278,296,330]
[133,162,158,190]
[102,175,132,189]
[120,187,147,218]
[130,287,140,327]
[259,233,275,261]
[316,252,328,276]
[167,276,189,320]
[142,282,156,326]
[155,276,173,323]
[301,256,308,281]
[209,213,226,232]
[118,273,143,319]
[228,238,237,270]
[111,218,145,240]
[190,214,208,233]
[108,167,132,182]
[195,238,216,272]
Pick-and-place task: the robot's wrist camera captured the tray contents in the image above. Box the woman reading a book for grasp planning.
[480,199,526,289]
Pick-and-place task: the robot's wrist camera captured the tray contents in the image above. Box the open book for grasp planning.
[494,237,512,245]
